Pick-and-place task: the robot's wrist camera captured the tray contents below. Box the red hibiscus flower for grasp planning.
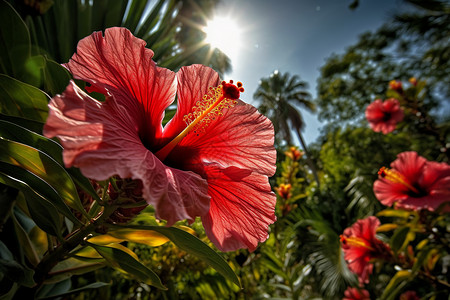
[340,216,391,284]
[43,27,277,252]
[343,287,370,300]
[374,151,450,212]
[365,98,404,134]
[399,291,420,300]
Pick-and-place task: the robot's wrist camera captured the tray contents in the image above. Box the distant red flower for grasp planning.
[365,98,404,134]
[399,291,420,300]
[43,27,277,252]
[285,146,302,161]
[389,80,403,93]
[343,287,370,300]
[275,183,292,200]
[340,216,391,284]
[374,151,450,212]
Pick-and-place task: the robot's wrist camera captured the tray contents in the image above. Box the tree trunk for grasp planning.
[295,127,320,187]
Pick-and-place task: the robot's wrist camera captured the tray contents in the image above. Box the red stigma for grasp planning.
[378,167,387,178]
[221,80,244,100]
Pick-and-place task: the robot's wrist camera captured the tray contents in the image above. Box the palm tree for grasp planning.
[14,0,231,75]
[254,70,320,186]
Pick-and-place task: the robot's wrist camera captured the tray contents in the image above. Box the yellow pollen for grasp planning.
[155,84,238,161]
[378,167,420,194]
[341,236,375,251]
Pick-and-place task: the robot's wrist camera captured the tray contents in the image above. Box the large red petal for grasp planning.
[44,82,210,225]
[65,27,176,144]
[200,164,276,252]
[161,64,220,144]
[391,151,426,184]
[169,101,276,177]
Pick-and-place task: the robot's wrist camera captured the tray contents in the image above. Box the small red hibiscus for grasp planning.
[399,291,420,300]
[342,287,370,300]
[365,98,404,134]
[340,216,391,284]
[374,151,450,212]
[43,27,277,252]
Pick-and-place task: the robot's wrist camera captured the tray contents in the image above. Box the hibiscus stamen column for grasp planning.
[155,80,244,161]
[378,166,420,195]
[340,235,375,251]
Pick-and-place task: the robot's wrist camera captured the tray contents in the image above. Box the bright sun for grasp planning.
[204,17,241,60]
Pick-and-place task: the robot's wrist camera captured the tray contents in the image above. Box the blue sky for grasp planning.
[213,0,404,144]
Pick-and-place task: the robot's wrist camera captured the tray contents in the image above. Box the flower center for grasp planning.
[378,167,420,195]
[340,235,374,251]
[155,80,244,161]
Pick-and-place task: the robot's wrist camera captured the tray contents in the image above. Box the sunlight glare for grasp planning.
[204,17,241,60]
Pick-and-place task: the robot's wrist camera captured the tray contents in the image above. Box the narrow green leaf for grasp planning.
[0,138,88,218]
[0,113,44,134]
[0,170,62,238]
[11,212,40,267]
[376,209,412,219]
[0,162,80,225]
[380,270,411,300]
[0,241,35,288]
[88,243,166,290]
[0,0,31,77]
[0,120,63,164]
[0,75,49,122]
[37,282,110,300]
[390,226,410,253]
[104,0,129,28]
[123,0,148,32]
[119,225,241,287]
[45,257,105,284]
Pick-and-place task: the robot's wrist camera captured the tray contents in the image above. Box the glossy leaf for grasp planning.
[376,223,398,232]
[25,55,71,96]
[45,257,105,284]
[0,241,35,288]
[376,209,413,219]
[119,225,241,287]
[390,226,410,254]
[0,120,63,164]
[0,168,62,238]
[37,282,110,299]
[11,212,40,267]
[0,75,49,122]
[0,113,44,134]
[88,229,169,247]
[0,0,31,78]
[88,242,166,290]
[0,138,88,218]
[380,270,411,300]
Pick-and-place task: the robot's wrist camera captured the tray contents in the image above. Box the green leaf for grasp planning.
[89,228,170,247]
[376,209,412,219]
[0,113,44,134]
[119,225,241,287]
[25,55,71,96]
[37,282,110,300]
[380,270,411,300]
[11,212,40,267]
[0,120,63,164]
[0,0,31,78]
[88,242,166,290]
[45,257,105,284]
[0,75,49,122]
[0,138,88,218]
[0,162,80,225]
[0,241,35,287]
[0,168,62,238]
[390,226,410,254]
